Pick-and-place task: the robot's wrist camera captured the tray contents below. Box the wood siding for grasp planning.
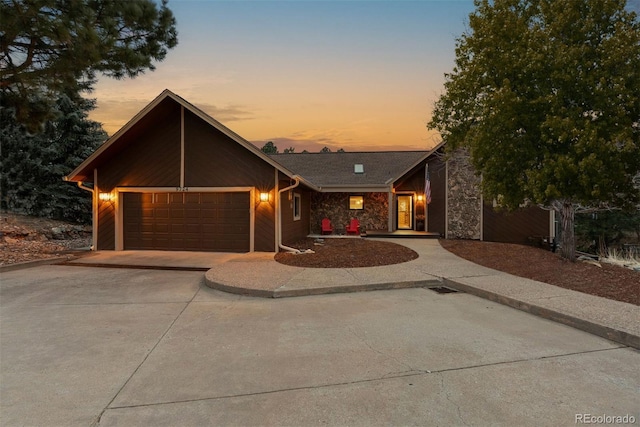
[483,204,550,244]
[426,158,446,236]
[280,186,311,246]
[183,110,275,188]
[97,98,181,191]
[97,200,115,250]
[254,189,276,252]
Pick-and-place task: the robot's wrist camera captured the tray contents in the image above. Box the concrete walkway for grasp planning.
[26,239,640,350]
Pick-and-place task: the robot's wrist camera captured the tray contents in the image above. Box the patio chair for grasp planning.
[345,218,360,235]
[321,218,334,235]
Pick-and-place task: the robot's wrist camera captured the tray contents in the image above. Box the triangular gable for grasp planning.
[65,89,312,187]
[390,139,446,187]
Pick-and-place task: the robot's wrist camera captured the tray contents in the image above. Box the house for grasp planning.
[65,90,554,252]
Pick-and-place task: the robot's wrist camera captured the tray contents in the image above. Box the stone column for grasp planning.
[446,148,481,239]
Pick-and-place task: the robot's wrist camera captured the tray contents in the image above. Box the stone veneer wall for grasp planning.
[447,149,481,239]
[310,192,389,234]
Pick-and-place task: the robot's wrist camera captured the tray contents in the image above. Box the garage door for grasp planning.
[123,192,250,252]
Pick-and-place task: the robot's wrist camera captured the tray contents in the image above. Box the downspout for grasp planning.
[76,181,94,194]
[277,177,312,254]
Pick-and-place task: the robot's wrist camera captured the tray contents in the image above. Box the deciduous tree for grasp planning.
[428,0,640,260]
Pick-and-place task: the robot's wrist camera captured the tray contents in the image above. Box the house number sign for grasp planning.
[175,187,189,192]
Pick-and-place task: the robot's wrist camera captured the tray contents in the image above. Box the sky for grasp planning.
[88,0,477,152]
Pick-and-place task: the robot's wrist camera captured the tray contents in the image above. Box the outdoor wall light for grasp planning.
[259,192,270,202]
[98,192,113,202]
[417,194,424,202]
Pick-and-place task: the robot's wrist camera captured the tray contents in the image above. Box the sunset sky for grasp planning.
[89,0,477,152]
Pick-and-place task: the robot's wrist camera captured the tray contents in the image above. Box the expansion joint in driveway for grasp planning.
[103,346,625,412]
[90,287,202,427]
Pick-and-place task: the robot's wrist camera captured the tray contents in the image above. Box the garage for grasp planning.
[123,192,250,252]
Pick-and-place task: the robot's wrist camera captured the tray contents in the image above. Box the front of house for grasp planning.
[65,90,554,252]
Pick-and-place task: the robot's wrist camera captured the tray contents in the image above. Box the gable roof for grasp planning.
[64,89,304,184]
[269,151,429,191]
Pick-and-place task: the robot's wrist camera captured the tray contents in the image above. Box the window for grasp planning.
[349,195,364,210]
[293,193,301,220]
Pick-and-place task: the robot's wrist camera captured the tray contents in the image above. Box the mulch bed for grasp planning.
[274,238,418,268]
[275,236,638,306]
[439,239,639,306]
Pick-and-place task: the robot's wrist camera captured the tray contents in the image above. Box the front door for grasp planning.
[397,195,413,230]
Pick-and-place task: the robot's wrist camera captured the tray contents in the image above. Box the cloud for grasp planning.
[196,103,255,123]
[88,99,149,136]
[88,97,255,136]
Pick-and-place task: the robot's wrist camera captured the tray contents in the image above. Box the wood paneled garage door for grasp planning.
[123,192,250,252]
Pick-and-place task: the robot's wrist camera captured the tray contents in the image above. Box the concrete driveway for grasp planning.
[1,265,638,426]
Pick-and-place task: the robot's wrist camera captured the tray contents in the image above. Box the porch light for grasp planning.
[417,194,424,202]
[98,192,113,202]
[259,192,270,202]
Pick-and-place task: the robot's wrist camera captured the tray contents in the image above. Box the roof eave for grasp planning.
[315,184,393,193]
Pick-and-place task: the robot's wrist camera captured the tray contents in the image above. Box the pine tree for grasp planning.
[1,0,178,131]
[0,93,107,223]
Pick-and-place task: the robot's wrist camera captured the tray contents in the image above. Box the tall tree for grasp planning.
[428,0,640,260]
[0,91,106,223]
[1,0,178,131]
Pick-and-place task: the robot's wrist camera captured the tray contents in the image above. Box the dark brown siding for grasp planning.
[255,189,276,252]
[426,158,446,236]
[280,187,311,247]
[183,110,275,188]
[97,98,181,191]
[123,192,250,252]
[483,204,550,244]
[97,200,115,250]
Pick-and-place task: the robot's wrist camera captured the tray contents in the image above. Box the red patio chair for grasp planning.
[345,218,360,235]
[321,218,334,235]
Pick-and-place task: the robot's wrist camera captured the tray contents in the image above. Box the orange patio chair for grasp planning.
[345,218,360,235]
[321,218,334,235]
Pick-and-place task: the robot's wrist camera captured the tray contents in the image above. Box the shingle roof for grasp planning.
[269,151,428,188]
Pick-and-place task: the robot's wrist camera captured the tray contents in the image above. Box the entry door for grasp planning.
[397,195,413,229]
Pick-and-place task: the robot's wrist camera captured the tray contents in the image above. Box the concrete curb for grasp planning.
[0,256,75,273]
[442,278,640,350]
[59,262,210,272]
[204,275,442,298]
[0,251,95,273]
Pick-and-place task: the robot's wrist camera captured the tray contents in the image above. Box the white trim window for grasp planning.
[293,193,301,221]
[349,195,364,210]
